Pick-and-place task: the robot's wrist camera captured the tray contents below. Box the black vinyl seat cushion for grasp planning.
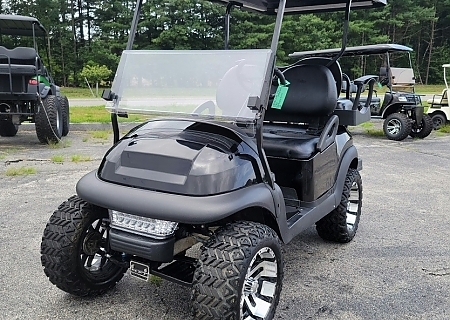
[263,130,319,159]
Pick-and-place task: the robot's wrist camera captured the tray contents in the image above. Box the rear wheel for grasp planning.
[58,95,70,136]
[192,221,283,320]
[40,195,127,296]
[35,95,63,143]
[383,113,412,141]
[0,120,18,137]
[410,114,433,138]
[431,113,447,130]
[316,168,362,243]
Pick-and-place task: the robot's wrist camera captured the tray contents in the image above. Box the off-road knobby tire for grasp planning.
[316,168,362,243]
[35,95,63,143]
[58,95,70,136]
[40,195,127,296]
[410,114,433,139]
[383,113,412,141]
[192,221,283,320]
[0,120,18,137]
[431,113,447,130]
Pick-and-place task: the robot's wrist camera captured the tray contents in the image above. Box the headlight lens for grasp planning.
[109,210,178,238]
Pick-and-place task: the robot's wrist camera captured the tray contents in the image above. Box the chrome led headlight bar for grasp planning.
[109,210,178,238]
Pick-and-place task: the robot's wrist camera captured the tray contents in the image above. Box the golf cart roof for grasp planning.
[0,14,47,36]
[211,0,386,14]
[443,64,450,68]
[290,44,412,58]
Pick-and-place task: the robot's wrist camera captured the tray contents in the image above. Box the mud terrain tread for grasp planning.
[41,195,126,296]
[410,113,433,138]
[58,95,70,136]
[192,221,283,320]
[316,169,362,243]
[35,95,61,143]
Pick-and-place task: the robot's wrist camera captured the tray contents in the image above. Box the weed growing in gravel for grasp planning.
[82,136,89,142]
[437,124,450,134]
[48,139,72,149]
[71,155,91,162]
[149,275,163,287]
[359,122,374,129]
[51,155,65,163]
[89,130,111,140]
[5,166,37,176]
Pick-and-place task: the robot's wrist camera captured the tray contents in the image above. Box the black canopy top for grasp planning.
[0,14,47,36]
[290,44,413,58]
[210,0,386,14]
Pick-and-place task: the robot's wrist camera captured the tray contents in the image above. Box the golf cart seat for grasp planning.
[427,89,448,106]
[0,46,38,75]
[263,63,338,160]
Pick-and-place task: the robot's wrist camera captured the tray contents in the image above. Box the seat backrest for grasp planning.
[292,57,342,97]
[0,46,37,66]
[265,64,338,123]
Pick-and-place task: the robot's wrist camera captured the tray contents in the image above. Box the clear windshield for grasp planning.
[107,49,272,122]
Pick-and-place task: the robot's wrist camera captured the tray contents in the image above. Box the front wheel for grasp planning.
[410,114,433,138]
[431,113,447,130]
[192,221,284,320]
[383,113,412,141]
[316,168,362,243]
[40,195,127,296]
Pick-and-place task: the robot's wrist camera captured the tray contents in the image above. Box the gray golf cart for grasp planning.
[0,14,69,142]
[290,44,433,141]
[425,64,450,129]
[40,0,385,319]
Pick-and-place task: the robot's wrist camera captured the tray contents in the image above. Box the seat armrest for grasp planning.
[352,75,378,111]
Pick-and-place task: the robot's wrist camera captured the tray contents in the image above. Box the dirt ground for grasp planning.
[0,123,449,319]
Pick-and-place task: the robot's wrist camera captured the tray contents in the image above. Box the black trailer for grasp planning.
[290,43,433,140]
[0,14,69,142]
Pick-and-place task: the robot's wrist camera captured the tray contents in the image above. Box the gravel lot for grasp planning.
[0,123,449,320]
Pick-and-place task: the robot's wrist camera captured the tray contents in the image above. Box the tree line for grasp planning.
[1,0,449,86]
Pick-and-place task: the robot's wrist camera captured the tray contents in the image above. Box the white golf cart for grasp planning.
[426,64,450,129]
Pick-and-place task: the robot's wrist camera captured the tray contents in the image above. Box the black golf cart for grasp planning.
[41,0,385,319]
[0,14,69,142]
[290,44,433,141]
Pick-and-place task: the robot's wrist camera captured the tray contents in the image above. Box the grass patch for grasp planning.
[60,87,100,98]
[5,166,37,176]
[359,122,374,129]
[47,139,72,149]
[149,275,163,287]
[365,128,385,137]
[71,155,91,162]
[437,124,450,134]
[70,106,149,123]
[89,130,111,140]
[51,155,64,163]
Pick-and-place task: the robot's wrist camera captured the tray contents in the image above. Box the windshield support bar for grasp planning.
[327,0,352,67]
[112,0,144,143]
[257,0,286,189]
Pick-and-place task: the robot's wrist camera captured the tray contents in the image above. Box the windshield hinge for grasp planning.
[247,96,261,111]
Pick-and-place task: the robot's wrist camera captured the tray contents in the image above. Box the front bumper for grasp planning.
[110,228,175,262]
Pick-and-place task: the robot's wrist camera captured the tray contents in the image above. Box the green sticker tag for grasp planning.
[377,81,383,88]
[272,80,290,109]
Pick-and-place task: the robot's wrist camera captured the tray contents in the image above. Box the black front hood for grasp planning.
[99,119,259,196]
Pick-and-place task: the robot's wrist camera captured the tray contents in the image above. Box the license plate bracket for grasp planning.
[130,260,150,281]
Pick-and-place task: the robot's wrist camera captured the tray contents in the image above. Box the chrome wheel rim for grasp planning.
[346,181,361,232]
[240,247,278,320]
[387,118,402,135]
[80,219,109,274]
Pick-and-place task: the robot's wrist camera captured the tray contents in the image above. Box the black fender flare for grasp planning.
[333,145,360,207]
[39,85,50,98]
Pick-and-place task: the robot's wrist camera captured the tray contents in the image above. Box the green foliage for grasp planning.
[3,0,450,85]
[79,63,112,85]
[5,166,37,176]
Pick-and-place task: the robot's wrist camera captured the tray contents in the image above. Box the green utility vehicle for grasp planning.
[0,14,69,142]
